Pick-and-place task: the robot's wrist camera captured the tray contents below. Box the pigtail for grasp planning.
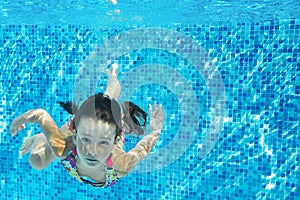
[58,101,79,115]
[58,101,79,132]
[121,101,147,136]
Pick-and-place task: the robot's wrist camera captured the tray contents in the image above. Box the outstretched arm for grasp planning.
[112,103,165,176]
[10,108,69,158]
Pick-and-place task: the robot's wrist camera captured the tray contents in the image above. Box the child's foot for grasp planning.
[108,0,118,5]
[107,63,118,77]
[111,63,118,76]
[20,136,36,155]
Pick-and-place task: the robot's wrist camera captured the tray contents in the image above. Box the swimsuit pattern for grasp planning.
[61,148,119,188]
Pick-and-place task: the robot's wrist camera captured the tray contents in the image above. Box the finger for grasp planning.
[10,125,17,135]
[10,128,18,136]
[159,104,163,112]
[157,104,160,113]
[158,105,164,118]
[149,104,152,114]
[155,104,161,113]
[10,125,25,136]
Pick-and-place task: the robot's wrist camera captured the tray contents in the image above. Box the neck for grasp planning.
[76,158,107,183]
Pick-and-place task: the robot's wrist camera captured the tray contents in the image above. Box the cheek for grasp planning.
[98,145,113,159]
[76,140,88,156]
[106,144,114,155]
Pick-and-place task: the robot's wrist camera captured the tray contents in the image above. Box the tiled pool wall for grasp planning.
[1,19,299,199]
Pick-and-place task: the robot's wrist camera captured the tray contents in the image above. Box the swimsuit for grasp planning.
[61,148,119,188]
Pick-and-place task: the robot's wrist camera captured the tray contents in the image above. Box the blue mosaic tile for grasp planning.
[1,18,300,199]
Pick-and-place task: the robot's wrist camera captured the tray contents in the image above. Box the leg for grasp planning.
[105,63,121,101]
[21,134,56,170]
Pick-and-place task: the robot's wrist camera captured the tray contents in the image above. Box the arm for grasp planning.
[10,108,70,158]
[112,103,165,176]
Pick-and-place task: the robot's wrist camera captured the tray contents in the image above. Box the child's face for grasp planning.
[75,116,116,167]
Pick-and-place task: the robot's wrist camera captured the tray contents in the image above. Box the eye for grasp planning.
[99,141,109,145]
[81,137,91,144]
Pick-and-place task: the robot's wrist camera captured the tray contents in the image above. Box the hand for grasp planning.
[10,118,26,136]
[10,108,46,136]
[149,103,165,132]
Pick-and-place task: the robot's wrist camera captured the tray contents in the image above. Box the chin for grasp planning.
[84,159,102,167]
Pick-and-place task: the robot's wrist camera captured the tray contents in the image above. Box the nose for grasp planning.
[86,143,102,158]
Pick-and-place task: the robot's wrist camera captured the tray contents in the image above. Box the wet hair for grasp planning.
[121,101,147,136]
[59,93,147,138]
[59,93,122,138]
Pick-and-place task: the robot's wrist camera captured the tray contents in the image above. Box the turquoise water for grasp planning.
[1,1,300,200]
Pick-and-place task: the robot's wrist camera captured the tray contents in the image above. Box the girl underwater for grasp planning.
[10,63,165,188]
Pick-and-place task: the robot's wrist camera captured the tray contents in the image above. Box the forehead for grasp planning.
[76,116,116,138]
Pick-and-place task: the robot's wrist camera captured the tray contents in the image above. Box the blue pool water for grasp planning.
[1,1,300,199]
